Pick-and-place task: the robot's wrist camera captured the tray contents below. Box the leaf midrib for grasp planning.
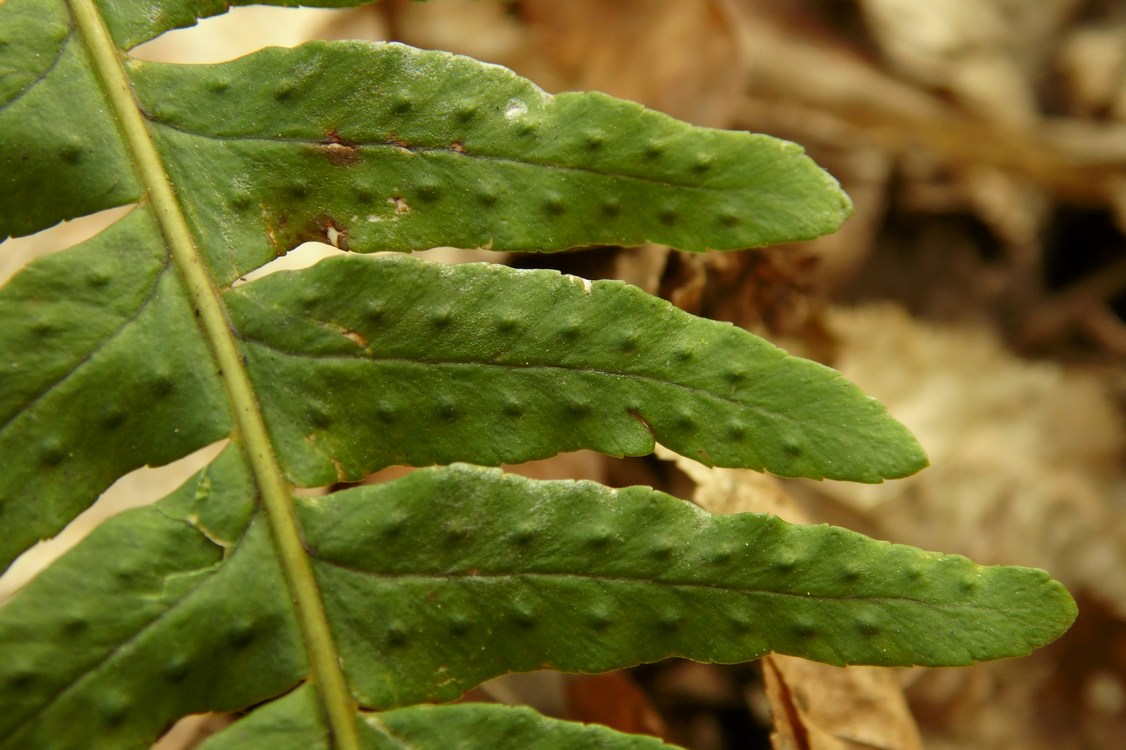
[236,336,805,426]
[307,559,982,610]
[65,2,360,747]
[143,116,745,194]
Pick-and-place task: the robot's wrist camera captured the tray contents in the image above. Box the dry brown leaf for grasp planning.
[379,0,530,70]
[661,247,830,354]
[520,0,746,126]
[470,670,673,746]
[565,672,673,742]
[856,0,1080,127]
[611,244,672,298]
[763,655,923,750]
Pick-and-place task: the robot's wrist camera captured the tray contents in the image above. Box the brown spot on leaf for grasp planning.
[331,457,347,483]
[317,215,349,250]
[320,130,359,166]
[390,197,412,215]
[262,207,289,254]
[627,408,656,438]
[341,328,367,347]
[262,207,352,254]
[450,141,467,154]
[386,136,413,154]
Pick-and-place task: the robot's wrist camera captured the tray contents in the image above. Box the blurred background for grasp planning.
[2,1,1124,748]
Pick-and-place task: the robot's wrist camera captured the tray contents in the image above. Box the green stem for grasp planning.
[66,3,361,748]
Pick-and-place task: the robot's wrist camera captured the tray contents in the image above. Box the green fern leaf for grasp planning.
[0,463,1073,746]
[0,1,1076,748]
[226,254,925,484]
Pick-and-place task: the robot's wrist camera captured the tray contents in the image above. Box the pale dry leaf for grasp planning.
[669,303,1124,749]
[151,714,234,750]
[763,654,923,750]
[610,244,671,297]
[474,671,570,718]
[0,206,131,285]
[308,5,390,45]
[734,0,1126,220]
[131,6,356,63]
[960,164,1050,252]
[735,0,951,126]
[521,0,747,126]
[503,450,607,484]
[1056,20,1126,119]
[664,447,803,520]
[856,0,1080,126]
[798,147,894,292]
[379,0,529,71]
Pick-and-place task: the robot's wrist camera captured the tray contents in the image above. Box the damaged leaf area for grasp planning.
[0,0,1075,748]
[130,40,854,285]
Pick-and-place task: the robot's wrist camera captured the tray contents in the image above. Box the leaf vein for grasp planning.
[2,540,225,744]
[307,555,979,610]
[141,117,739,194]
[235,336,800,425]
[0,23,73,112]
[0,257,169,435]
